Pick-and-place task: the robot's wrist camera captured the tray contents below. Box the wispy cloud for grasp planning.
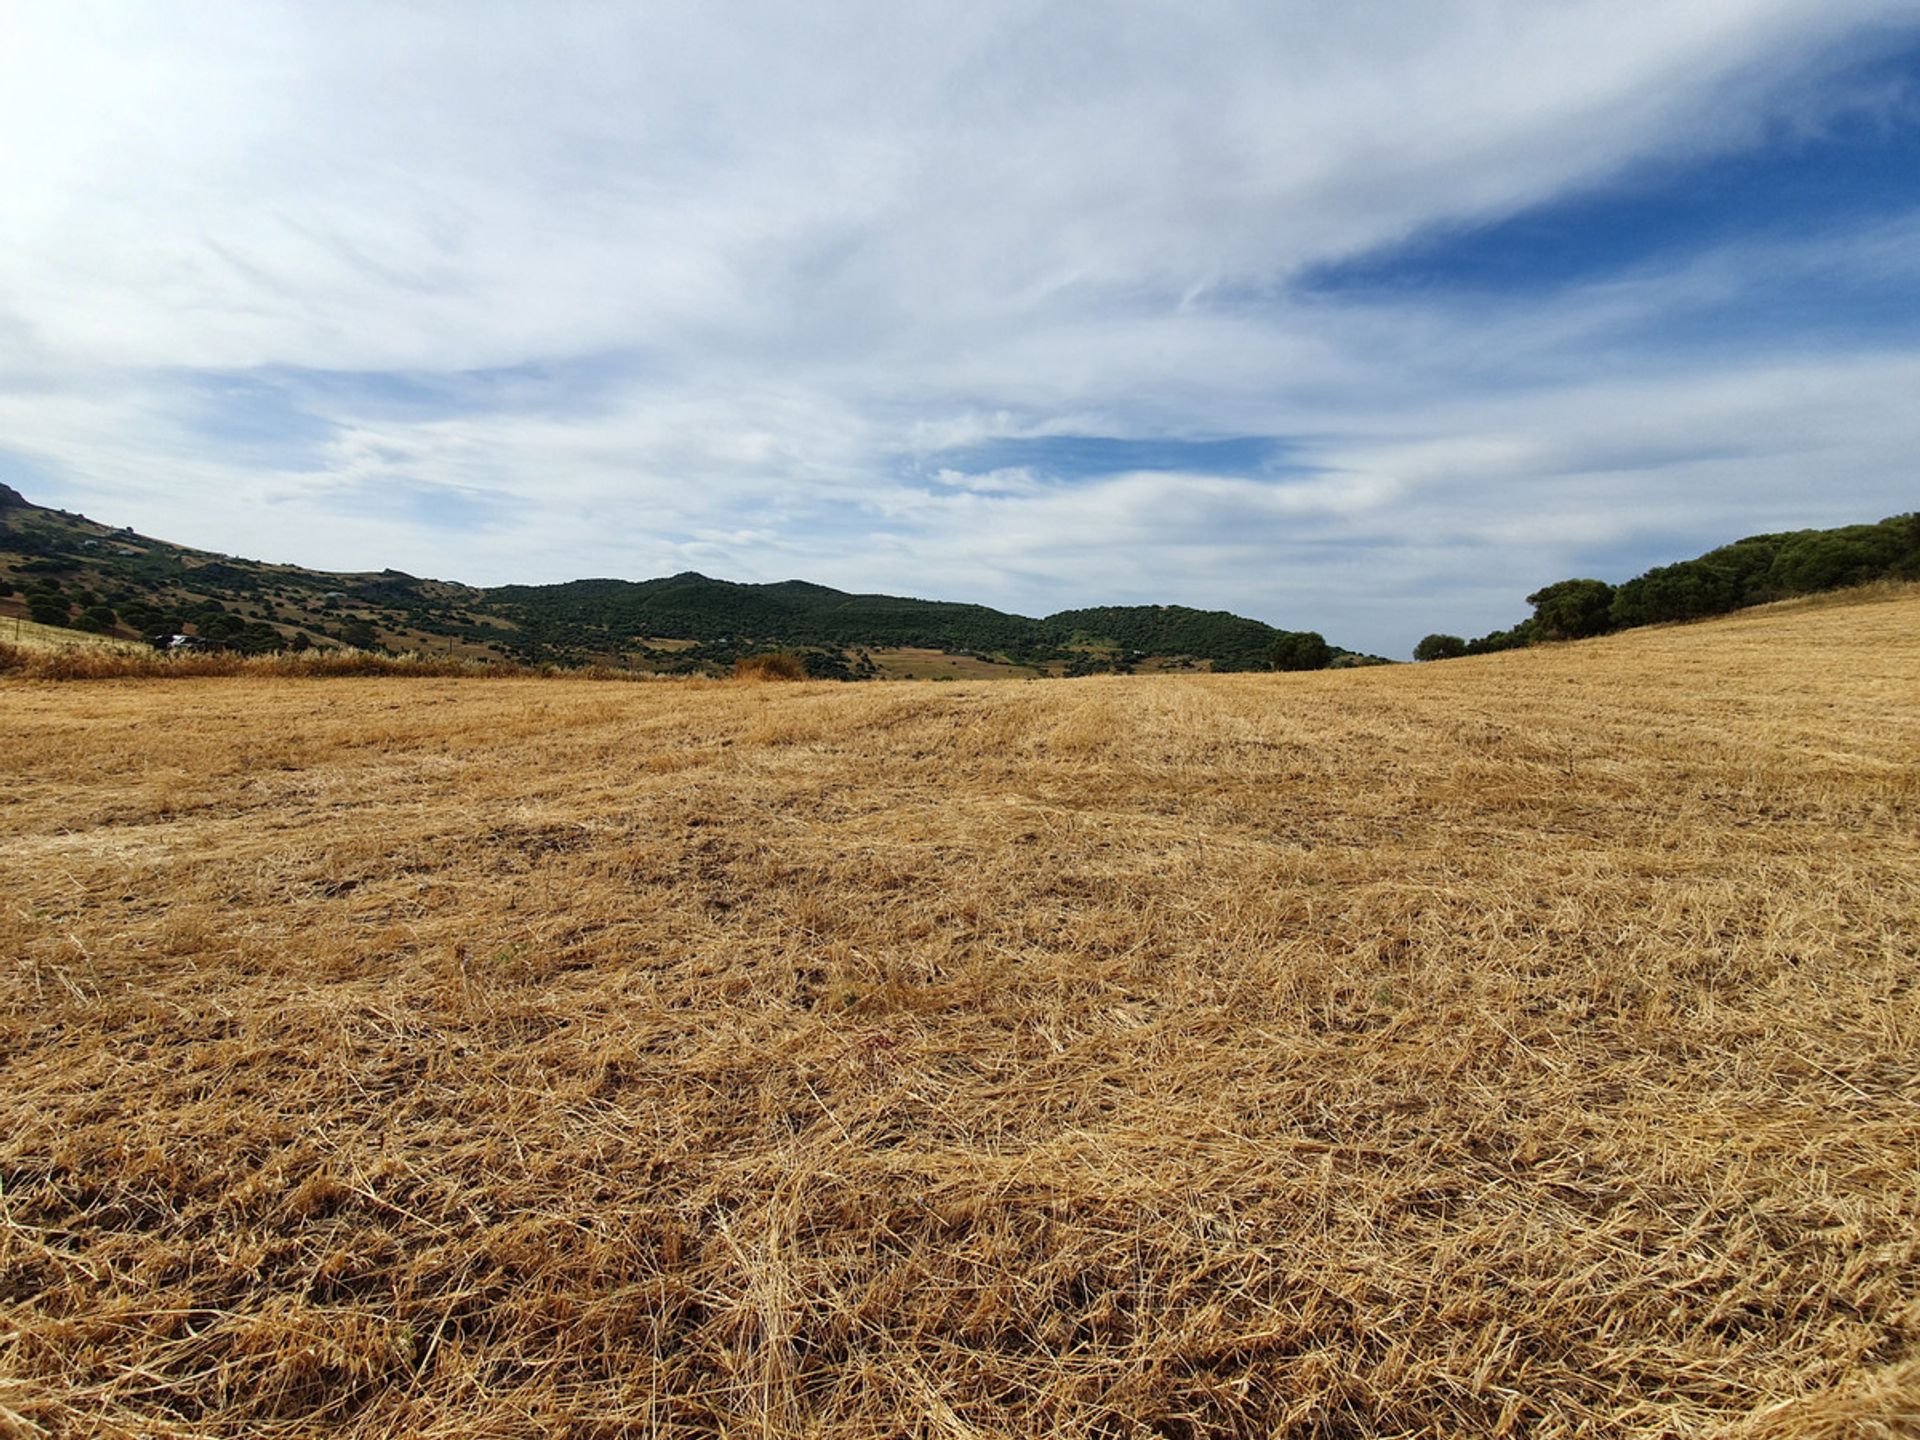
[1,1,1916,653]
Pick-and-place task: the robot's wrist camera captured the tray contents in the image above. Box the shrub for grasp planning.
[800,649,859,681]
[1413,633,1468,662]
[27,594,70,626]
[1267,631,1333,672]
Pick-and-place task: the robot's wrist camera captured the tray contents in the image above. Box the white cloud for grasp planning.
[0,1,1916,655]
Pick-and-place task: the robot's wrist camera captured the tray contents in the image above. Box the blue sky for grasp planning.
[2,2,1917,656]
[1307,43,1920,298]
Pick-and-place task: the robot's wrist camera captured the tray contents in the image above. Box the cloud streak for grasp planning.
[2,1,1917,654]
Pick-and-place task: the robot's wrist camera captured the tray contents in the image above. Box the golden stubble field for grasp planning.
[2,590,1917,1439]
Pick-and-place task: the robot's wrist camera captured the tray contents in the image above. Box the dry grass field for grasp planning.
[2,589,1917,1438]
[0,616,143,655]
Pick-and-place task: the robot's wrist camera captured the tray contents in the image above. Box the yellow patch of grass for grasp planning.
[1,591,1917,1436]
[866,645,1045,679]
[0,613,146,653]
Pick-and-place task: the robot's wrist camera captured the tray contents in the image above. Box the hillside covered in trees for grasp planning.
[1415,513,1920,660]
[492,575,1325,673]
[11,483,1909,676]
[0,485,1351,676]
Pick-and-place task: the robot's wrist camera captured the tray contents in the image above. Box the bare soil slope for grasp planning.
[3,591,1917,1438]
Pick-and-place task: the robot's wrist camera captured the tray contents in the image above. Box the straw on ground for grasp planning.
[2,589,1916,1437]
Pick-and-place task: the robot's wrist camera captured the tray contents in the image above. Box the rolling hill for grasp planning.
[0,485,1351,676]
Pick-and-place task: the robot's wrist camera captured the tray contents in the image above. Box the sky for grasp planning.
[3,2,1918,657]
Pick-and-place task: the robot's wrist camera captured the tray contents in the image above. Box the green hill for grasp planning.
[489,573,1046,658]
[1418,511,1920,659]
[0,489,1344,676]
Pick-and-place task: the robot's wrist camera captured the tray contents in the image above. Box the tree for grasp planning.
[800,649,859,681]
[1526,579,1615,641]
[1464,619,1536,655]
[1267,630,1333,671]
[1765,525,1908,596]
[1413,633,1467,662]
[1609,561,1740,628]
[27,593,70,627]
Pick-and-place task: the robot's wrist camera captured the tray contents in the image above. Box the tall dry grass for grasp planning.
[1,591,1917,1438]
[0,641,671,684]
[0,617,148,656]
[734,653,809,682]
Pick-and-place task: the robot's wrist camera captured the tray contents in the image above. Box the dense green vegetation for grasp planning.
[487,574,1043,659]
[25,481,1903,677]
[0,500,483,659]
[0,489,1355,674]
[1043,604,1285,671]
[1417,513,1920,660]
[483,575,1363,672]
[1608,517,1920,627]
[1265,629,1333,671]
[1412,633,1466,662]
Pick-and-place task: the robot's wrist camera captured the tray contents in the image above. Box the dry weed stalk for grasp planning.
[0,641,675,684]
[734,654,809,682]
[1,591,1917,1437]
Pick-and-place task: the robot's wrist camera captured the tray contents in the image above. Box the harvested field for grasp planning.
[2,590,1917,1438]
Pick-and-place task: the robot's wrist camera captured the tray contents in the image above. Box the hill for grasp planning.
[0,490,503,662]
[0,488,1352,676]
[2,588,1915,1436]
[1420,511,1920,657]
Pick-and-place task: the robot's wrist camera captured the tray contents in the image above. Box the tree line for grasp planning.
[485,572,1362,672]
[1415,513,1920,661]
